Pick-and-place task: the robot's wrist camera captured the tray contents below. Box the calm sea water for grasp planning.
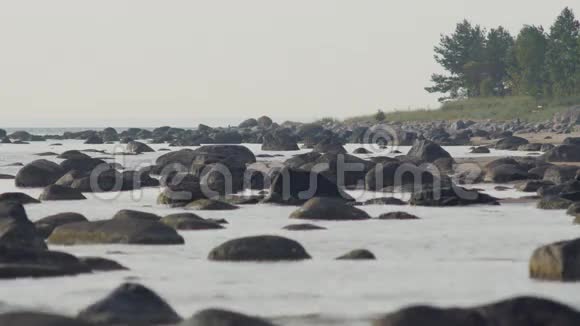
[0,141,578,325]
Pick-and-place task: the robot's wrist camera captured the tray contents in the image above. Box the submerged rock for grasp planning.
[181,309,274,326]
[15,159,65,188]
[336,249,376,260]
[283,223,326,231]
[208,235,311,262]
[290,197,371,221]
[377,212,420,220]
[0,312,94,326]
[47,211,184,245]
[78,283,182,325]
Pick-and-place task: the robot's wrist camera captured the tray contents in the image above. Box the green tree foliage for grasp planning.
[546,7,580,97]
[374,109,386,122]
[509,26,548,97]
[427,7,580,102]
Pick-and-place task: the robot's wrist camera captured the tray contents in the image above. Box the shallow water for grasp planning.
[0,140,577,325]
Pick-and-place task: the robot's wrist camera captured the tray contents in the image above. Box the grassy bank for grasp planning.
[343,96,580,123]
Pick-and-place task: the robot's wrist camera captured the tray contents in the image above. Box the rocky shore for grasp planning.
[2,106,580,324]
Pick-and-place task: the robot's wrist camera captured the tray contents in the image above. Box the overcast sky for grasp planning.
[1,1,578,127]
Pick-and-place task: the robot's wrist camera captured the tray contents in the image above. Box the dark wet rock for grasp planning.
[0,246,92,279]
[374,296,580,326]
[470,146,490,154]
[262,129,299,151]
[84,135,104,144]
[112,210,161,222]
[410,186,498,207]
[541,143,556,152]
[60,158,107,174]
[364,197,407,206]
[79,257,128,271]
[377,212,420,220]
[186,199,239,211]
[257,116,273,128]
[0,312,94,325]
[57,150,92,160]
[47,213,184,245]
[353,147,372,154]
[181,309,274,326]
[222,194,264,205]
[158,173,206,207]
[213,130,243,144]
[161,213,224,230]
[0,136,11,144]
[543,165,579,184]
[34,212,89,239]
[0,202,47,250]
[208,235,311,262]
[528,164,553,179]
[407,139,452,163]
[78,283,182,325]
[485,164,532,183]
[39,185,87,201]
[239,118,259,128]
[543,144,580,162]
[0,174,14,180]
[35,152,58,157]
[290,197,371,221]
[9,130,34,141]
[263,167,352,205]
[336,249,376,260]
[15,159,65,188]
[537,197,572,210]
[495,136,529,150]
[313,137,347,154]
[365,162,437,191]
[530,238,580,281]
[283,223,326,231]
[518,143,542,151]
[516,180,554,192]
[494,186,511,191]
[0,192,41,205]
[127,141,155,154]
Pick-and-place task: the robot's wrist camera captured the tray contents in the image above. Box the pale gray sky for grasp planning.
[0,1,578,127]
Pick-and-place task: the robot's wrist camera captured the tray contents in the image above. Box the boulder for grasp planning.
[127,141,155,154]
[0,312,94,325]
[112,209,161,222]
[537,197,572,210]
[185,199,239,211]
[57,150,91,160]
[0,202,46,250]
[336,249,376,260]
[84,135,104,144]
[78,283,182,325]
[567,202,580,218]
[0,246,92,279]
[34,212,89,239]
[543,145,580,162]
[364,197,407,206]
[470,146,490,154]
[485,164,532,183]
[180,309,274,326]
[264,167,352,205]
[353,147,372,154]
[518,143,542,151]
[365,162,437,191]
[495,136,529,150]
[282,223,326,231]
[208,235,311,262]
[410,187,498,207]
[161,213,224,230]
[0,192,41,205]
[60,158,107,173]
[516,180,554,193]
[261,129,299,151]
[47,213,184,245]
[313,137,347,154]
[378,212,420,220]
[543,166,579,184]
[290,197,371,220]
[39,185,87,201]
[407,139,452,163]
[15,159,65,188]
[239,118,258,128]
[257,116,273,128]
[158,173,206,207]
[530,238,580,281]
[79,257,128,271]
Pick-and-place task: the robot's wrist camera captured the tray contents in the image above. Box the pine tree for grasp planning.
[546,7,580,97]
[509,25,548,97]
